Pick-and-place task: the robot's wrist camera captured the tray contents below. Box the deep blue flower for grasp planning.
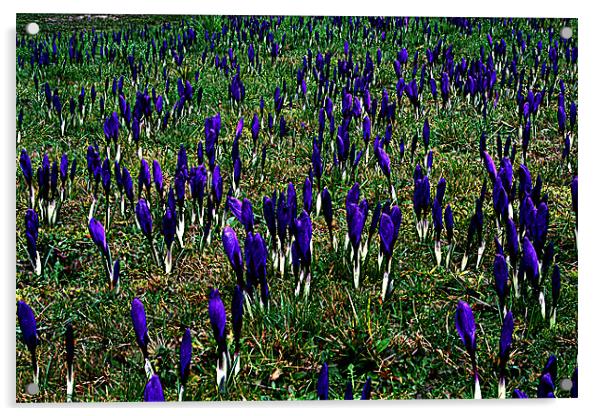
[208,288,227,353]
[222,226,244,287]
[512,389,528,398]
[499,310,514,366]
[360,377,372,400]
[130,297,149,356]
[20,149,33,186]
[17,300,37,353]
[162,207,176,250]
[144,374,165,402]
[455,300,476,361]
[25,209,39,263]
[444,204,454,242]
[136,199,153,238]
[88,217,108,257]
[152,160,163,199]
[317,362,329,400]
[179,328,192,385]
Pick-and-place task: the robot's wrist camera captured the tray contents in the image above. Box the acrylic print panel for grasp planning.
[15,14,578,402]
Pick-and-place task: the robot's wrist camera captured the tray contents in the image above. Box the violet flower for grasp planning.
[208,288,229,390]
[144,374,165,402]
[497,310,514,398]
[178,328,192,400]
[222,226,245,288]
[455,300,480,399]
[25,208,41,275]
[17,300,39,384]
[317,362,329,400]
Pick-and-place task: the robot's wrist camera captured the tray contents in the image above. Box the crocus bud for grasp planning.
[19,149,33,186]
[317,362,329,400]
[130,297,149,357]
[208,288,227,353]
[136,199,153,238]
[361,377,372,400]
[179,328,192,386]
[88,217,108,257]
[17,300,37,354]
[455,300,477,361]
[222,226,244,287]
[144,374,165,402]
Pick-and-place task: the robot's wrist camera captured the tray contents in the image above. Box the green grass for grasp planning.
[15,15,577,402]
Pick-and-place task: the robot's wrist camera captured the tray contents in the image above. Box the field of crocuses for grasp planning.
[15,14,578,402]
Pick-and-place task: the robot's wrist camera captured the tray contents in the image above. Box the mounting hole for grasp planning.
[560,26,573,40]
[559,378,573,391]
[25,22,40,35]
[25,383,39,395]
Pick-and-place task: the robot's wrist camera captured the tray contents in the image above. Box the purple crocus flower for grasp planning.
[263,196,277,241]
[482,151,497,183]
[379,213,395,262]
[59,154,69,187]
[344,382,354,400]
[493,253,509,313]
[347,202,367,252]
[456,300,477,360]
[162,207,176,271]
[241,198,255,233]
[174,168,187,209]
[569,101,577,131]
[245,231,269,303]
[136,199,153,239]
[360,377,372,400]
[423,118,430,149]
[537,372,555,398]
[455,300,480,398]
[317,362,329,400]
[24,209,40,271]
[138,159,151,199]
[293,210,313,297]
[499,310,514,365]
[144,374,165,402]
[101,158,111,196]
[303,176,312,213]
[17,300,39,383]
[111,258,120,290]
[20,149,33,187]
[222,226,244,287]
[512,389,528,398]
[322,187,335,248]
[177,145,189,180]
[122,167,134,205]
[130,297,149,357]
[179,328,192,387]
[444,204,454,243]
[521,236,539,289]
[347,198,368,289]
[498,310,514,398]
[208,288,227,353]
[103,111,120,145]
[89,217,108,257]
[17,300,37,354]
[212,165,223,209]
[152,160,164,201]
[557,104,566,135]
